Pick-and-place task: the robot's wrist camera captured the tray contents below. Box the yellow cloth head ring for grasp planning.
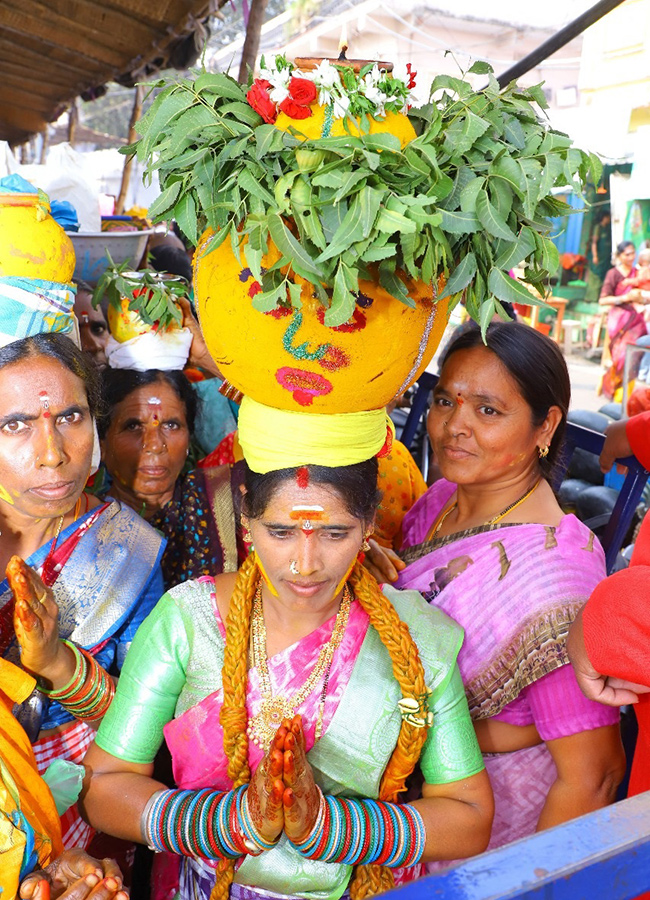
[238,397,394,474]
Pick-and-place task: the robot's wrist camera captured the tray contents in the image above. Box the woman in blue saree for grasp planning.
[0,332,165,850]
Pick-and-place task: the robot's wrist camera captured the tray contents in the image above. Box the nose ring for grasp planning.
[290,560,300,576]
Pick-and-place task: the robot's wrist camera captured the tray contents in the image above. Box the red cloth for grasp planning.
[626,411,650,471]
[583,513,650,798]
[627,387,650,418]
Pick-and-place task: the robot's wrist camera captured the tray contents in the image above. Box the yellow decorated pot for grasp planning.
[195,231,451,413]
[0,193,75,282]
[274,105,417,148]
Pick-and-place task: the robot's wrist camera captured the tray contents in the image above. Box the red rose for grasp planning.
[248,281,262,298]
[246,79,277,124]
[288,77,317,106]
[278,97,313,119]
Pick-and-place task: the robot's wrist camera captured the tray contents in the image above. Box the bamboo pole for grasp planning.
[115,83,144,215]
[238,0,269,83]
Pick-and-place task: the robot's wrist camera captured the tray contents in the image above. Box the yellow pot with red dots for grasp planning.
[194,230,450,413]
[0,193,75,281]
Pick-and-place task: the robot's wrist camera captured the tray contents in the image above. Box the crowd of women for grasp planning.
[2,260,649,900]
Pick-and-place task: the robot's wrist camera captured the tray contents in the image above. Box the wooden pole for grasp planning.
[39,127,49,164]
[115,83,144,215]
[238,0,269,83]
[68,100,78,145]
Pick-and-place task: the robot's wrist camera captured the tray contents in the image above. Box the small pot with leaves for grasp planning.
[93,256,193,370]
[128,55,600,411]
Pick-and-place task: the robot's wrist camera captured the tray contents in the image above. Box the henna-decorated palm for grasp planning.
[279,716,321,843]
[246,725,286,844]
[8,556,73,687]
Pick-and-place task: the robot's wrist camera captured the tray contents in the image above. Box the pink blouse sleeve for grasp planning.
[525,665,620,742]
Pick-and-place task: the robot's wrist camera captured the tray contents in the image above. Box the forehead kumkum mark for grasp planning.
[39,391,51,418]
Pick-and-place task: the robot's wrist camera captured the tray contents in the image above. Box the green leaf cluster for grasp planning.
[93,253,186,330]
[127,65,600,327]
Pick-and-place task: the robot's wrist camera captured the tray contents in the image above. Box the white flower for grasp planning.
[363,83,388,116]
[261,56,291,91]
[317,87,334,107]
[332,94,351,119]
[391,62,409,86]
[309,60,341,90]
[364,64,382,86]
[269,83,290,104]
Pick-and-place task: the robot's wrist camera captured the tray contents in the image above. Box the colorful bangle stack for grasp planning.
[141,786,279,860]
[41,640,115,721]
[292,789,426,868]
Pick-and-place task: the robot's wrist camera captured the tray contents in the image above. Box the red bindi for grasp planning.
[296,467,310,489]
[39,391,51,418]
[456,393,464,406]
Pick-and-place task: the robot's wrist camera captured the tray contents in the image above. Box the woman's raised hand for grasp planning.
[246,726,286,845]
[8,556,74,686]
[279,716,321,844]
[363,539,405,584]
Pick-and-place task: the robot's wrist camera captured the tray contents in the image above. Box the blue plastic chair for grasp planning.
[401,385,648,574]
[556,422,649,574]
[399,372,438,452]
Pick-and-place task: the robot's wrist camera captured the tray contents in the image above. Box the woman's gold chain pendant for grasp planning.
[247,580,352,749]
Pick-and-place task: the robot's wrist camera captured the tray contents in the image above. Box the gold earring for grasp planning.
[242,519,253,544]
[361,529,373,552]
[538,445,550,459]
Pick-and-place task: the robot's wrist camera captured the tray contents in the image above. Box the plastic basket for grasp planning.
[67,230,153,284]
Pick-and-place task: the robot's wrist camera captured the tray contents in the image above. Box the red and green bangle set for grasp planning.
[40,639,115,720]
[292,788,425,867]
[141,785,275,859]
[140,784,425,869]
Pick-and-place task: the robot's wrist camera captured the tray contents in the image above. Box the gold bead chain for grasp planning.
[428,478,542,540]
[247,580,352,749]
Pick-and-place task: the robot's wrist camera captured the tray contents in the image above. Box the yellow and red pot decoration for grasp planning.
[194,55,451,414]
[195,232,448,413]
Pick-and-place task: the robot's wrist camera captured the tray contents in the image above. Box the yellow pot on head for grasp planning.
[194,231,451,413]
[0,193,75,282]
[274,104,417,149]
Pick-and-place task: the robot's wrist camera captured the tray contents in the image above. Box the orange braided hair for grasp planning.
[214,557,430,900]
[211,552,259,900]
[347,562,430,898]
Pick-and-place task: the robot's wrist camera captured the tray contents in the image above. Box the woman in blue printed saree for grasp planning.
[0,332,165,851]
[81,399,494,900]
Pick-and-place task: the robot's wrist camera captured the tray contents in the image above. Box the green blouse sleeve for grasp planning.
[95,592,190,765]
[419,664,484,785]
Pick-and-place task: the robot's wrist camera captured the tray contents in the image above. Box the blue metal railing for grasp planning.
[388,793,650,899]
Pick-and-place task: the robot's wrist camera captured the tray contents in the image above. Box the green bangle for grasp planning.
[40,640,86,698]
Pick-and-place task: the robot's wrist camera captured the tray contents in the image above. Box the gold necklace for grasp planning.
[247,580,352,749]
[487,478,541,525]
[428,478,542,540]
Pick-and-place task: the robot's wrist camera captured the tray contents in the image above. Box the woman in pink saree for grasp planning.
[368,321,626,855]
[80,430,494,900]
[599,240,647,399]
